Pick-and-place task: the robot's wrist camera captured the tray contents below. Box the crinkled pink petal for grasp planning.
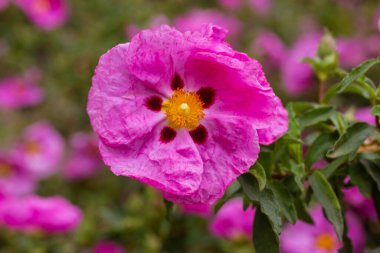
[164,116,259,204]
[99,126,203,196]
[14,0,69,31]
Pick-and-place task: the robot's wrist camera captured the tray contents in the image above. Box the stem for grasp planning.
[376,115,380,129]
[319,80,325,103]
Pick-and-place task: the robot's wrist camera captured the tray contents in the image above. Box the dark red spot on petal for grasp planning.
[160,127,177,143]
[189,125,208,144]
[171,73,184,90]
[145,96,163,111]
[197,87,215,108]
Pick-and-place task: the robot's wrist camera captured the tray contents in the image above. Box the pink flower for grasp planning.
[63,132,103,180]
[0,195,82,233]
[342,186,377,221]
[90,241,126,253]
[0,75,43,110]
[248,0,271,14]
[0,152,36,198]
[125,14,169,39]
[337,37,368,68]
[281,33,320,95]
[281,206,365,253]
[87,25,287,205]
[209,198,255,239]
[0,0,8,11]
[252,31,287,70]
[14,0,68,31]
[218,0,242,10]
[11,122,64,179]
[180,203,212,217]
[174,9,242,42]
[355,107,376,126]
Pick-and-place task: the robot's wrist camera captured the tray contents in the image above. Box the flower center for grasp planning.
[162,89,204,130]
[0,163,12,177]
[25,141,41,155]
[315,233,336,251]
[34,0,51,13]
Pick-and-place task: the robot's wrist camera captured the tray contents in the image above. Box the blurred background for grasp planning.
[0,0,379,252]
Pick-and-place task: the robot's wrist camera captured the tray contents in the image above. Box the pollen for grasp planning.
[0,163,12,177]
[162,89,204,130]
[315,233,336,251]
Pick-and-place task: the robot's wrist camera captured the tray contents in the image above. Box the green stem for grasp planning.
[319,80,326,104]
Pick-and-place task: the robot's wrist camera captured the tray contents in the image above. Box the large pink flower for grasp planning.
[0,152,36,198]
[0,195,82,233]
[209,198,255,239]
[14,0,68,31]
[11,122,64,179]
[87,25,287,205]
[281,206,365,253]
[63,132,104,180]
[0,75,43,110]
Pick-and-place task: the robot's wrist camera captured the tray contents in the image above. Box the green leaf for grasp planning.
[270,182,297,224]
[348,162,373,197]
[309,171,344,240]
[294,198,313,224]
[329,112,347,136]
[337,58,380,93]
[238,174,282,234]
[298,106,335,128]
[321,156,348,178]
[253,208,279,253]
[305,133,337,168]
[362,160,380,191]
[289,160,305,194]
[327,122,375,158]
[249,162,267,191]
[370,105,380,117]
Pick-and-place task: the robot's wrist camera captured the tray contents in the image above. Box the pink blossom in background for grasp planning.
[209,198,254,239]
[13,0,68,31]
[0,0,8,11]
[0,195,82,233]
[281,206,365,253]
[248,0,271,14]
[337,38,368,68]
[373,7,380,30]
[0,152,36,198]
[174,9,242,42]
[125,14,169,39]
[355,107,376,126]
[87,25,287,205]
[218,0,242,10]
[63,133,103,180]
[0,76,43,110]
[12,122,64,179]
[281,33,320,95]
[90,241,126,253]
[180,203,212,217]
[252,31,287,70]
[343,186,377,221]
[365,35,380,57]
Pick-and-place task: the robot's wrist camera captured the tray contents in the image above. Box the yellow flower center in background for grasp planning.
[34,0,51,13]
[0,163,12,177]
[162,89,204,130]
[315,233,336,251]
[25,141,41,155]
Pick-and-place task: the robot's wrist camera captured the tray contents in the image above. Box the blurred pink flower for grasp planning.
[0,195,82,233]
[63,132,103,180]
[281,205,365,253]
[14,0,69,31]
[209,198,254,239]
[252,30,287,70]
[343,186,377,221]
[87,25,287,205]
[90,241,126,253]
[337,37,368,68]
[281,33,320,95]
[248,0,271,14]
[174,9,242,42]
[180,203,212,217]
[355,107,376,126]
[125,14,169,39]
[0,152,36,198]
[0,0,8,10]
[218,0,242,10]
[0,75,43,110]
[365,35,380,57]
[12,122,64,179]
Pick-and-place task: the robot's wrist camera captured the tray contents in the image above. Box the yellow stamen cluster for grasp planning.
[315,233,336,251]
[25,141,41,155]
[0,163,12,177]
[162,89,204,130]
